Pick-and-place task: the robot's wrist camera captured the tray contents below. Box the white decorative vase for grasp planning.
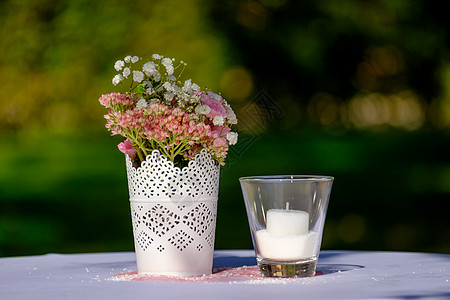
[126,149,220,276]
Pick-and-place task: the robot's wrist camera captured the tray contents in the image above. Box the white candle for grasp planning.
[256,230,318,261]
[255,204,317,261]
[266,208,309,236]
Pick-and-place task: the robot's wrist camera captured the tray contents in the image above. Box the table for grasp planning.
[1,250,449,299]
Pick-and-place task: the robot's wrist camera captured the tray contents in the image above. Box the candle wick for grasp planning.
[286,202,290,210]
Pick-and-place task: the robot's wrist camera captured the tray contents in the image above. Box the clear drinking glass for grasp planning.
[240,175,333,277]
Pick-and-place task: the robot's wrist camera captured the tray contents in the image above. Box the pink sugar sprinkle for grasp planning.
[112,266,323,283]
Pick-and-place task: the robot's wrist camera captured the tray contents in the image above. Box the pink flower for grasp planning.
[99,93,134,109]
[211,125,230,138]
[213,137,227,147]
[199,92,227,119]
[118,139,137,160]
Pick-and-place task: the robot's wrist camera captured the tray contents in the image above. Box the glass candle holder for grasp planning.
[240,175,333,278]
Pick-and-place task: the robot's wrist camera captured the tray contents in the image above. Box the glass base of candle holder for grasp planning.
[257,257,317,278]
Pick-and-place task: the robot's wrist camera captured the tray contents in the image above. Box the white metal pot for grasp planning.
[126,149,220,276]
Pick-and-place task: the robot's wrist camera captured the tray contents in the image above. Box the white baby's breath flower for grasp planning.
[211,93,222,101]
[149,98,159,104]
[213,116,225,126]
[136,98,148,109]
[191,94,200,103]
[143,61,156,76]
[164,92,174,101]
[112,74,124,86]
[114,60,124,71]
[133,71,144,83]
[195,104,211,115]
[180,92,190,102]
[191,83,200,92]
[162,57,173,67]
[153,72,161,82]
[173,85,182,94]
[131,56,139,63]
[182,79,192,92]
[166,65,174,75]
[227,132,238,145]
[124,55,132,63]
[142,81,151,88]
[152,54,162,60]
[163,82,174,92]
[122,67,131,78]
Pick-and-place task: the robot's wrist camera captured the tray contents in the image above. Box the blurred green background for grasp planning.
[1,0,450,257]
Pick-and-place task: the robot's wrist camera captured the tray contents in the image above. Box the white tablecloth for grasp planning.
[1,250,449,299]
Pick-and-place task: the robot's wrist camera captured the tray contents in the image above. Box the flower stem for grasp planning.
[136,148,144,162]
[127,130,148,164]
[172,141,187,158]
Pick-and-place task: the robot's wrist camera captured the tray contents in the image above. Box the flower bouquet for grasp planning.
[98,54,238,168]
[98,54,238,276]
